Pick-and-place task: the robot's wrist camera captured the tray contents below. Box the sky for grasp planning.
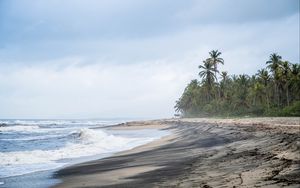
[0,0,299,119]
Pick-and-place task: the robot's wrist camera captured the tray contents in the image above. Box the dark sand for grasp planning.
[53,118,300,188]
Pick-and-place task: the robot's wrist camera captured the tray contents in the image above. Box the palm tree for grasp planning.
[174,79,200,115]
[266,53,282,106]
[199,60,217,101]
[234,74,250,110]
[257,69,270,86]
[256,69,270,108]
[266,53,282,72]
[290,63,300,101]
[207,50,224,99]
[220,71,230,100]
[221,71,228,81]
[207,50,224,83]
[251,82,264,106]
[281,61,291,106]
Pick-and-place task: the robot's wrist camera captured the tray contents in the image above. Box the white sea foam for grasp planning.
[0,125,79,134]
[0,162,66,178]
[0,125,40,132]
[0,119,123,126]
[0,122,169,179]
[0,128,153,166]
[0,134,66,141]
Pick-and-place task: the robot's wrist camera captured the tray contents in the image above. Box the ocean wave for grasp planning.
[0,128,151,166]
[0,119,123,127]
[0,134,66,141]
[0,125,81,134]
[0,162,66,178]
[75,128,120,144]
[0,127,106,141]
[0,125,40,132]
[0,127,168,179]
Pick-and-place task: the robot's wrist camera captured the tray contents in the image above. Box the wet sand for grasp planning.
[53,118,300,188]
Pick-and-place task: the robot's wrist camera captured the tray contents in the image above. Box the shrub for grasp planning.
[280,101,300,116]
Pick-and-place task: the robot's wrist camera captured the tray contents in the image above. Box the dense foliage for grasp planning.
[175,51,300,117]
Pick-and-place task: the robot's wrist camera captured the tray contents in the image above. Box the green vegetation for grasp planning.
[175,51,300,117]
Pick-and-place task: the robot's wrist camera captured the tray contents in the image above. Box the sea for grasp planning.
[0,119,169,187]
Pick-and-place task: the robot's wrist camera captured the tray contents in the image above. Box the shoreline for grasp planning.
[53,117,300,188]
[0,123,170,188]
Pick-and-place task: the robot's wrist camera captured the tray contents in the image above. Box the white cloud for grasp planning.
[0,58,195,119]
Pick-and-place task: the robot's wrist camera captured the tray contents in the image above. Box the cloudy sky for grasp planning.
[0,0,299,119]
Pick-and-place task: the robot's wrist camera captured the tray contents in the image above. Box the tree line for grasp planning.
[175,50,300,117]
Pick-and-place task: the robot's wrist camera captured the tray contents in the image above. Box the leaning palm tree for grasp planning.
[174,79,200,115]
[199,60,217,101]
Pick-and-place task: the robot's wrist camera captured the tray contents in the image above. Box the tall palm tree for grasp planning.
[207,50,224,83]
[234,74,250,110]
[252,82,264,106]
[266,53,282,106]
[290,63,300,101]
[199,60,217,101]
[257,69,270,108]
[266,53,282,73]
[281,61,291,106]
[257,69,270,86]
[220,71,230,100]
[207,50,224,99]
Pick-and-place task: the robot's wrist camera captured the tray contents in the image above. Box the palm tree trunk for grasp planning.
[275,82,280,106]
[286,83,289,106]
[214,65,221,99]
[266,89,270,109]
[207,86,211,101]
[264,85,270,109]
[266,95,270,109]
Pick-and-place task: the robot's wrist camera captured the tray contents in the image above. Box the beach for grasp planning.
[2,1,299,187]
[53,117,300,188]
